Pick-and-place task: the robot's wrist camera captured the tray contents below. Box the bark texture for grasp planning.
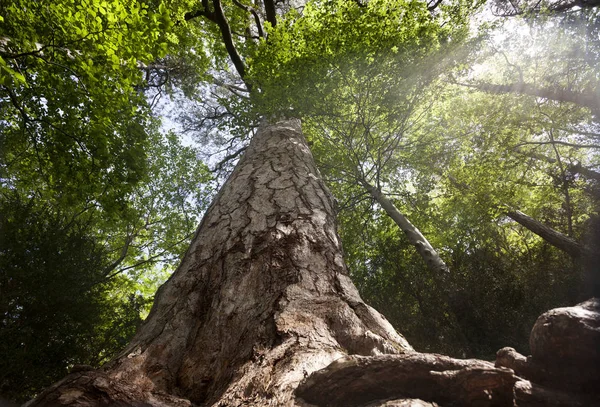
[28,119,411,406]
[29,120,596,407]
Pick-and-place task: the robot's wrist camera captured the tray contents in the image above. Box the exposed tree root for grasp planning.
[296,353,517,407]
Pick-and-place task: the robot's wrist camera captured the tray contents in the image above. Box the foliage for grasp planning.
[334,27,597,356]
[0,194,148,402]
[1,0,599,400]
[0,127,213,400]
[0,0,181,206]
[0,1,215,400]
[250,0,471,119]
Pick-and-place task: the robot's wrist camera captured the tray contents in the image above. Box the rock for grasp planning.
[528,298,600,393]
[530,298,600,365]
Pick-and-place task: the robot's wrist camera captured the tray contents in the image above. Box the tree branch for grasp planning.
[231,0,265,38]
[492,0,600,16]
[213,146,247,173]
[184,0,217,21]
[505,210,583,257]
[513,140,600,149]
[427,0,444,11]
[457,81,600,113]
[360,178,451,278]
[101,233,195,283]
[263,0,278,28]
[102,233,135,276]
[446,174,587,258]
[212,0,248,83]
[514,147,600,182]
[183,0,249,86]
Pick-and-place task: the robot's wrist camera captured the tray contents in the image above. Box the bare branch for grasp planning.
[428,0,444,11]
[514,147,600,182]
[212,0,249,84]
[184,0,217,21]
[212,146,247,172]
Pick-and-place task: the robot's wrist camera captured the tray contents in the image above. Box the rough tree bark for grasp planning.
[28,119,414,406]
[28,120,593,407]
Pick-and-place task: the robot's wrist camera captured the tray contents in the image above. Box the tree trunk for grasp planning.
[446,174,586,258]
[460,82,600,114]
[28,119,542,407]
[362,182,450,278]
[360,182,477,354]
[505,210,584,258]
[28,119,413,406]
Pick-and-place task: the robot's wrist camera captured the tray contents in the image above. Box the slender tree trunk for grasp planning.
[28,119,412,406]
[361,181,450,278]
[459,81,600,114]
[359,182,478,354]
[446,174,586,258]
[505,210,584,258]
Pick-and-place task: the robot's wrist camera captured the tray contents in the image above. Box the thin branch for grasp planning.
[102,233,135,276]
[556,127,600,139]
[102,234,194,282]
[231,0,265,38]
[513,140,600,149]
[213,79,249,94]
[231,29,261,40]
[491,0,599,15]
[213,146,247,172]
[513,147,600,182]
[427,0,444,11]
[548,129,574,236]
